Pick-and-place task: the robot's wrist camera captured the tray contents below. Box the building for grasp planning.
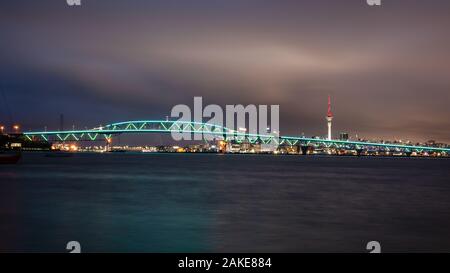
[339,132,349,141]
[326,95,333,140]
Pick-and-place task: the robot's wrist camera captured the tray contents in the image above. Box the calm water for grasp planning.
[1,153,449,253]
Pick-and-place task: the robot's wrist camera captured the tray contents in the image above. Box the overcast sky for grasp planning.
[1,0,449,142]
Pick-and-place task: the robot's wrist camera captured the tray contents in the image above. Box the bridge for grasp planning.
[23,120,450,154]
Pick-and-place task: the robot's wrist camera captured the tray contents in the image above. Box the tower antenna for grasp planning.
[327,95,333,118]
[326,95,333,140]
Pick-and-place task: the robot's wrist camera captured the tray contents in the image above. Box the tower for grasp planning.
[326,95,333,140]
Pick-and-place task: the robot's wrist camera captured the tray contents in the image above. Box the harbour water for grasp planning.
[1,153,449,252]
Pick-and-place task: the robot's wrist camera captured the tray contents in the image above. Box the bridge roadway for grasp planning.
[23,120,450,154]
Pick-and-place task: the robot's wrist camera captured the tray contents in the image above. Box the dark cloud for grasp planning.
[1,0,449,142]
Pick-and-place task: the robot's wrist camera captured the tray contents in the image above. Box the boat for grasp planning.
[0,151,22,164]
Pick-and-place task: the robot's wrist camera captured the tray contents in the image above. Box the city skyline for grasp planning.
[1,0,450,142]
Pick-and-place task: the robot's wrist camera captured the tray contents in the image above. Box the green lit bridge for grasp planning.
[23,120,450,154]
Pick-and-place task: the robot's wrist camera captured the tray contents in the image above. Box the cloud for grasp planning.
[1,0,449,142]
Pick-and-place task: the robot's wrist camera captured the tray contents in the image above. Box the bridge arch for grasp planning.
[22,120,450,154]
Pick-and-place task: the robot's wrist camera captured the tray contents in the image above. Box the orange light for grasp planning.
[13,125,20,131]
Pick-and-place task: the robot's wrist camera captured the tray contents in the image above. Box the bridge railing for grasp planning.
[22,120,450,153]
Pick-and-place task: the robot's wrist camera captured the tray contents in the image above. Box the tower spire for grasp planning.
[327,95,333,118]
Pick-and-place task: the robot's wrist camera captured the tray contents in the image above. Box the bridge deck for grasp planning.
[22,120,450,153]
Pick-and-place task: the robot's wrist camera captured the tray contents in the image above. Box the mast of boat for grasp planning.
[1,89,14,132]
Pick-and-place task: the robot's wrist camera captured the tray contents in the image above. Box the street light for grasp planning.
[13,125,20,133]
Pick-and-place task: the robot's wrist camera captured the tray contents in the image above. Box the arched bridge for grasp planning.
[23,120,450,154]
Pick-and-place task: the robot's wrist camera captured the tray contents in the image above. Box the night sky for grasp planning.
[1,0,449,142]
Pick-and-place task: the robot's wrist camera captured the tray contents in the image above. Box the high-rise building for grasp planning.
[339,132,349,141]
[326,95,333,140]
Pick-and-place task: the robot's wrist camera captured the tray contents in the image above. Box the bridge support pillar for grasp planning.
[356,149,364,157]
[105,137,112,152]
[300,146,309,155]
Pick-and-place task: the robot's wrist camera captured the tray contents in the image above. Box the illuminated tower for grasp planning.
[326,95,333,140]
